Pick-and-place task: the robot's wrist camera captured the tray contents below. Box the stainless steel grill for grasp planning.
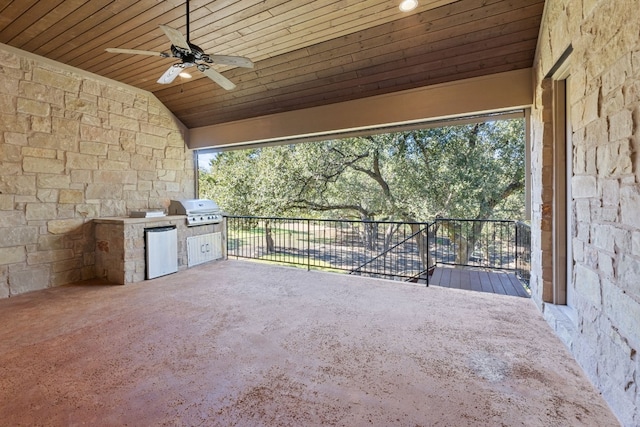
[168,199,223,226]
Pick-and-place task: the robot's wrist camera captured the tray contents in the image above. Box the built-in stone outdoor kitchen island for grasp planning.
[94,215,226,285]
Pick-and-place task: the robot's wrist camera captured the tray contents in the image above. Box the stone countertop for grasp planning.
[93,215,186,225]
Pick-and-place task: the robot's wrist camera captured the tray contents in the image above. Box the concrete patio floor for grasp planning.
[0,260,619,426]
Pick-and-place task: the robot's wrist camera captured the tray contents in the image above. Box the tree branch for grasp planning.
[350,149,393,200]
[288,200,375,219]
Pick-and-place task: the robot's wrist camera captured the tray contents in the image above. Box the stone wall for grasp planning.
[531,0,640,425]
[0,44,195,297]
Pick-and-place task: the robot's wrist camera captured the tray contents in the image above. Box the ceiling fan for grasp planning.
[105,0,253,90]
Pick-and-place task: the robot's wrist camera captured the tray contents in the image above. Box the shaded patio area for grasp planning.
[0,260,618,426]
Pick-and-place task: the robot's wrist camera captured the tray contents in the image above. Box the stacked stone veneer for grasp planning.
[0,43,195,297]
[531,0,640,425]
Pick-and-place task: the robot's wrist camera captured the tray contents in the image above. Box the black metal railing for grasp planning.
[349,222,434,282]
[226,216,434,279]
[514,221,531,286]
[433,219,516,269]
[226,216,531,286]
[432,218,531,289]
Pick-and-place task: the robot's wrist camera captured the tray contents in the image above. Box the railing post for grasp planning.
[307,218,310,271]
[426,222,431,287]
[515,222,519,274]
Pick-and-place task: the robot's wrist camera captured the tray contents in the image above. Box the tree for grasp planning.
[401,120,525,262]
[200,119,525,263]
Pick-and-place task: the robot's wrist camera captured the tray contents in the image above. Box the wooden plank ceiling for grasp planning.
[0,0,545,129]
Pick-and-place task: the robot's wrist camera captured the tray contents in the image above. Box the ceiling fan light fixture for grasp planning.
[399,0,418,12]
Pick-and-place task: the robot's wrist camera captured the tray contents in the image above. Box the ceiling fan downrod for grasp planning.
[186,0,190,44]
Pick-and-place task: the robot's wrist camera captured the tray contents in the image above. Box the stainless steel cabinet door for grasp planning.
[145,226,178,279]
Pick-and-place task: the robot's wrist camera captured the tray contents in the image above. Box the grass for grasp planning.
[249,252,345,274]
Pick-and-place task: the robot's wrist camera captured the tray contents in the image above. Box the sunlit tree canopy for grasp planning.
[199,119,525,222]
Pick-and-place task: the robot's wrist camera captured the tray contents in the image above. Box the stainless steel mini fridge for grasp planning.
[145,226,178,279]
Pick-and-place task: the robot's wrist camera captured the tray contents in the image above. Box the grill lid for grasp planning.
[169,199,222,226]
[169,199,220,215]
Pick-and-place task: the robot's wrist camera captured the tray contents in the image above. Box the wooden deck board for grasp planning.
[440,267,452,287]
[508,274,531,298]
[498,272,518,295]
[431,266,443,284]
[488,271,507,295]
[469,270,483,293]
[459,269,472,291]
[478,271,495,293]
[430,266,529,298]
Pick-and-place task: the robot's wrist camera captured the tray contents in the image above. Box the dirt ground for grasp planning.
[0,260,620,426]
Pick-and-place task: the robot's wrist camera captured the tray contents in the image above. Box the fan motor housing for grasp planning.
[171,43,206,62]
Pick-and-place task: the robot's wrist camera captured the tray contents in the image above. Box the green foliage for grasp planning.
[199,119,526,221]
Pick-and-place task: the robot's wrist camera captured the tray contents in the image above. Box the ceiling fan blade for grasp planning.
[200,66,236,90]
[159,24,190,52]
[157,64,183,84]
[206,55,254,69]
[105,47,165,57]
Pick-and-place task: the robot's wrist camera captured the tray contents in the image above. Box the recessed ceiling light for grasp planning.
[179,72,192,78]
[399,0,418,12]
